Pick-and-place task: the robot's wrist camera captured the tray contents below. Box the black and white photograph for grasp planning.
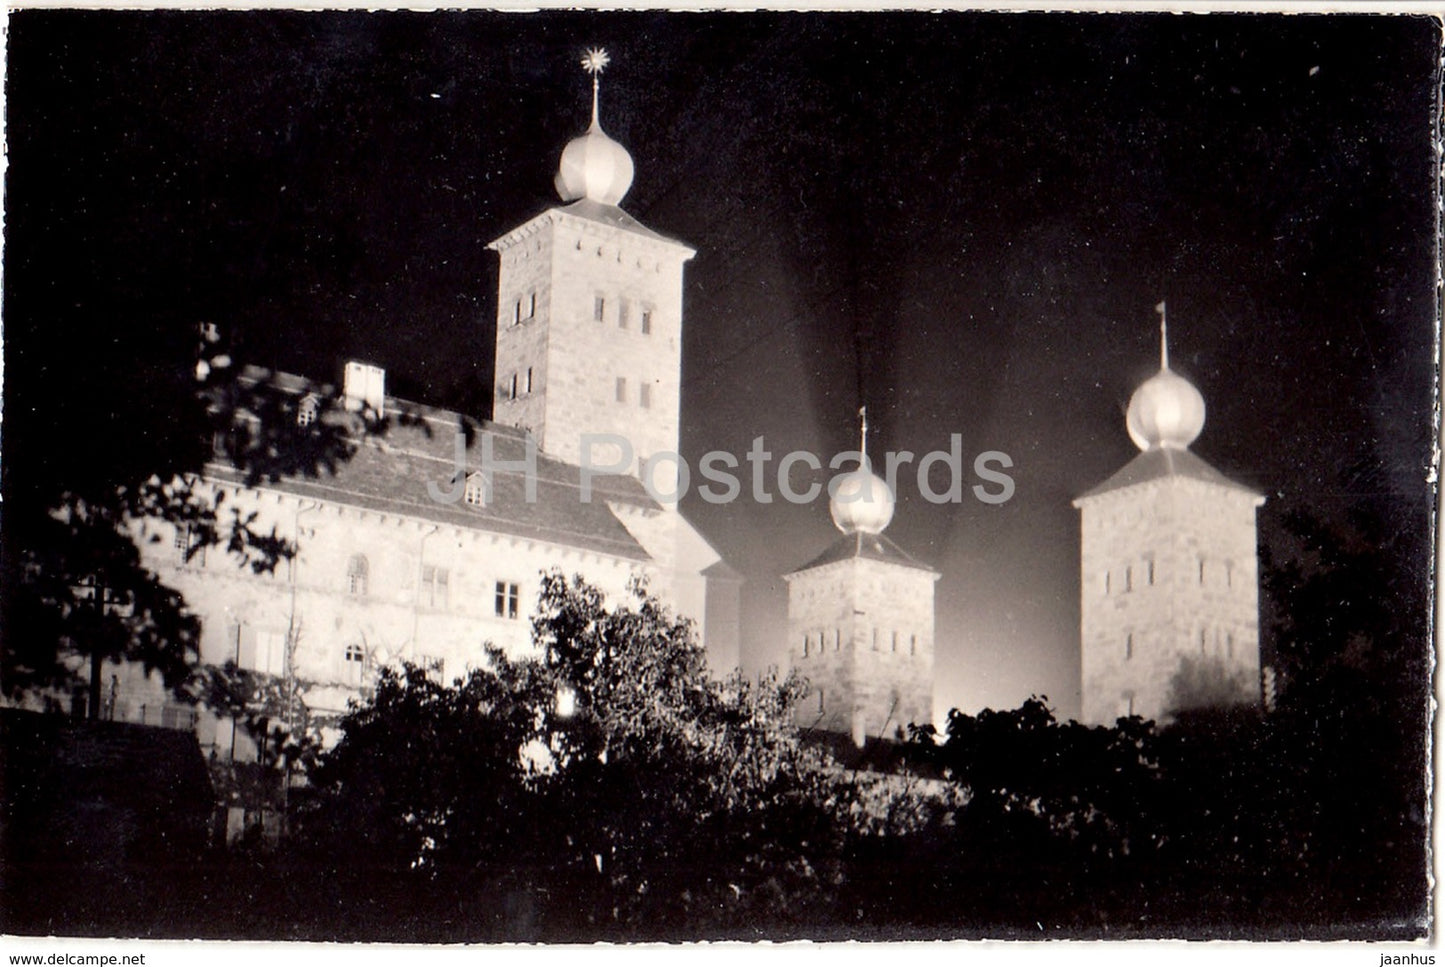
[0,6,1437,947]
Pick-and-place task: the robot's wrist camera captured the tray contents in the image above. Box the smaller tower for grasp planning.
[786,409,939,746]
[1074,304,1265,725]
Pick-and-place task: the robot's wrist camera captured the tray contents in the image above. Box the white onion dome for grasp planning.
[830,467,896,535]
[1126,366,1206,451]
[554,117,634,205]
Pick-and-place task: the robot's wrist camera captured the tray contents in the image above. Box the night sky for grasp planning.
[5,11,1438,720]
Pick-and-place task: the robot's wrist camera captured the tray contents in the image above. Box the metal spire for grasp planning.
[581,47,610,129]
[859,405,869,467]
[1155,300,1169,370]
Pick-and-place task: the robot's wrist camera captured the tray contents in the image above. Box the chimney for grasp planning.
[343,361,386,418]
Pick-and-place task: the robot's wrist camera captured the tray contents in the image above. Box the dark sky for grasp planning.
[5,11,1438,719]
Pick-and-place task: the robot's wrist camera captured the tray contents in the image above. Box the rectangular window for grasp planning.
[495,581,520,619]
[594,295,606,322]
[891,631,899,653]
[238,627,286,676]
[1104,571,1111,595]
[526,367,534,394]
[1147,559,1155,585]
[618,299,630,329]
[803,635,810,658]
[509,373,518,400]
[640,309,653,335]
[422,565,450,609]
[1125,633,1134,660]
[910,634,917,656]
[1125,565,1133,592]
[639,382,652,409]
[175,525,207,567]
[513,299,522,325]
[528,291,536,318]
[615,377,627,403]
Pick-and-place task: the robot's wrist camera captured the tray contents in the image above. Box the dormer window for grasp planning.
[297,394,320,427]
[464,472,487,507]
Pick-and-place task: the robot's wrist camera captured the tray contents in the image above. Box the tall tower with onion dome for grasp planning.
[486,49,737,673]
[1073,304,1265,726]
[786,409,940,747]
[487,48,695,483]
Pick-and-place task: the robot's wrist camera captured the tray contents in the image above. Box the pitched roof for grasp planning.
[1075,446,1263,502]
[1,708,215,820]
[789,531,939,576]
[211,375,662,562]
[488,200,695,254]
[559,198,694,251]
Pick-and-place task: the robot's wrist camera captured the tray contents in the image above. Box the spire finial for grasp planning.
[581,47,610,129]
[1155,300,1169,370]
[859,405,869,467]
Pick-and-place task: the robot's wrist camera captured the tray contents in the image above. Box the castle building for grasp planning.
[1073,308,1264,725]
[103,50,738,759]
[786,413,938,746]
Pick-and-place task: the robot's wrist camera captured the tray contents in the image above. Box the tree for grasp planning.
[293,572,861,941]
[1,319,408,724]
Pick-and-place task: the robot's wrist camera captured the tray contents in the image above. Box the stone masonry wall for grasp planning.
[1077,474,1262,725]
[788,555,937,742]
[494,210,689,492]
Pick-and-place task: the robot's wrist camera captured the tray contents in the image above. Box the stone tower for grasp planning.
[787,411,939,746]
[1073,305,1265,726]
[487,48,695,487]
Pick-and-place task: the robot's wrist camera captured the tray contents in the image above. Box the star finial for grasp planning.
[581,47,610,75]
[580,48,611,128]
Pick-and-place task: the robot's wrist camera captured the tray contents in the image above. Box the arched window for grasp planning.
[347,555,369,596]
[343,643,366,685]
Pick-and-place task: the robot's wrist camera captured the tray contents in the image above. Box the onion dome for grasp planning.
[1126,302,1206,451]
[554,47,634,206]
[830,405,895,534]
[830,467,896,535]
